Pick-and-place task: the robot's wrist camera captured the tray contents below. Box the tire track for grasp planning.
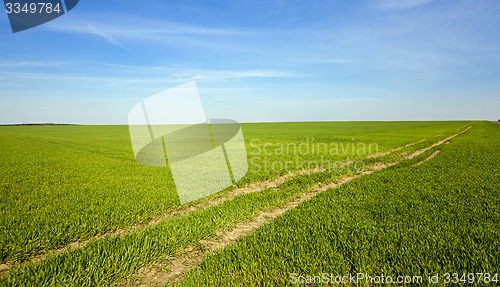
[413,150,441,167]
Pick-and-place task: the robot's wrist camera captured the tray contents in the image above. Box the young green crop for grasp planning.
[0,122,466,264]
[3,173,334,286]
[0,121,472,285]
[177,122,499,286]
[0,126,179,263]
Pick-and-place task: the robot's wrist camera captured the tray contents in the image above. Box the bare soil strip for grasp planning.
[408,126,469,160]
[0,128,469,277]
[413,150,441,167]
[131,127,470,286]
[130,190,331,286]
[367,138,426,159]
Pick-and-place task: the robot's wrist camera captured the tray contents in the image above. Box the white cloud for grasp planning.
[0,61,68,68]
[0,64,298,89]
[175,69,298,82]
[84,22,124,48]
[378,0,436,9]
[40,18,125,47]
[42,13,244,47]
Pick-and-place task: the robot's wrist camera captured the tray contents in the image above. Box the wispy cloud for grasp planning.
[41,19,124,47]
[310,0,500,79]
[0,63,298,89]
[377,0,436,9]
[42,13,245,47]
[174,69,298,82]
[0,61,68,68]
[84,22,124,48]
[212,96,380,106]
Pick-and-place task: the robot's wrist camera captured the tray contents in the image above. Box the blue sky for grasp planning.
[0,0,499,124]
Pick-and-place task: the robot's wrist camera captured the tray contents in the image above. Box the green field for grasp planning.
[1,121,498,286]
